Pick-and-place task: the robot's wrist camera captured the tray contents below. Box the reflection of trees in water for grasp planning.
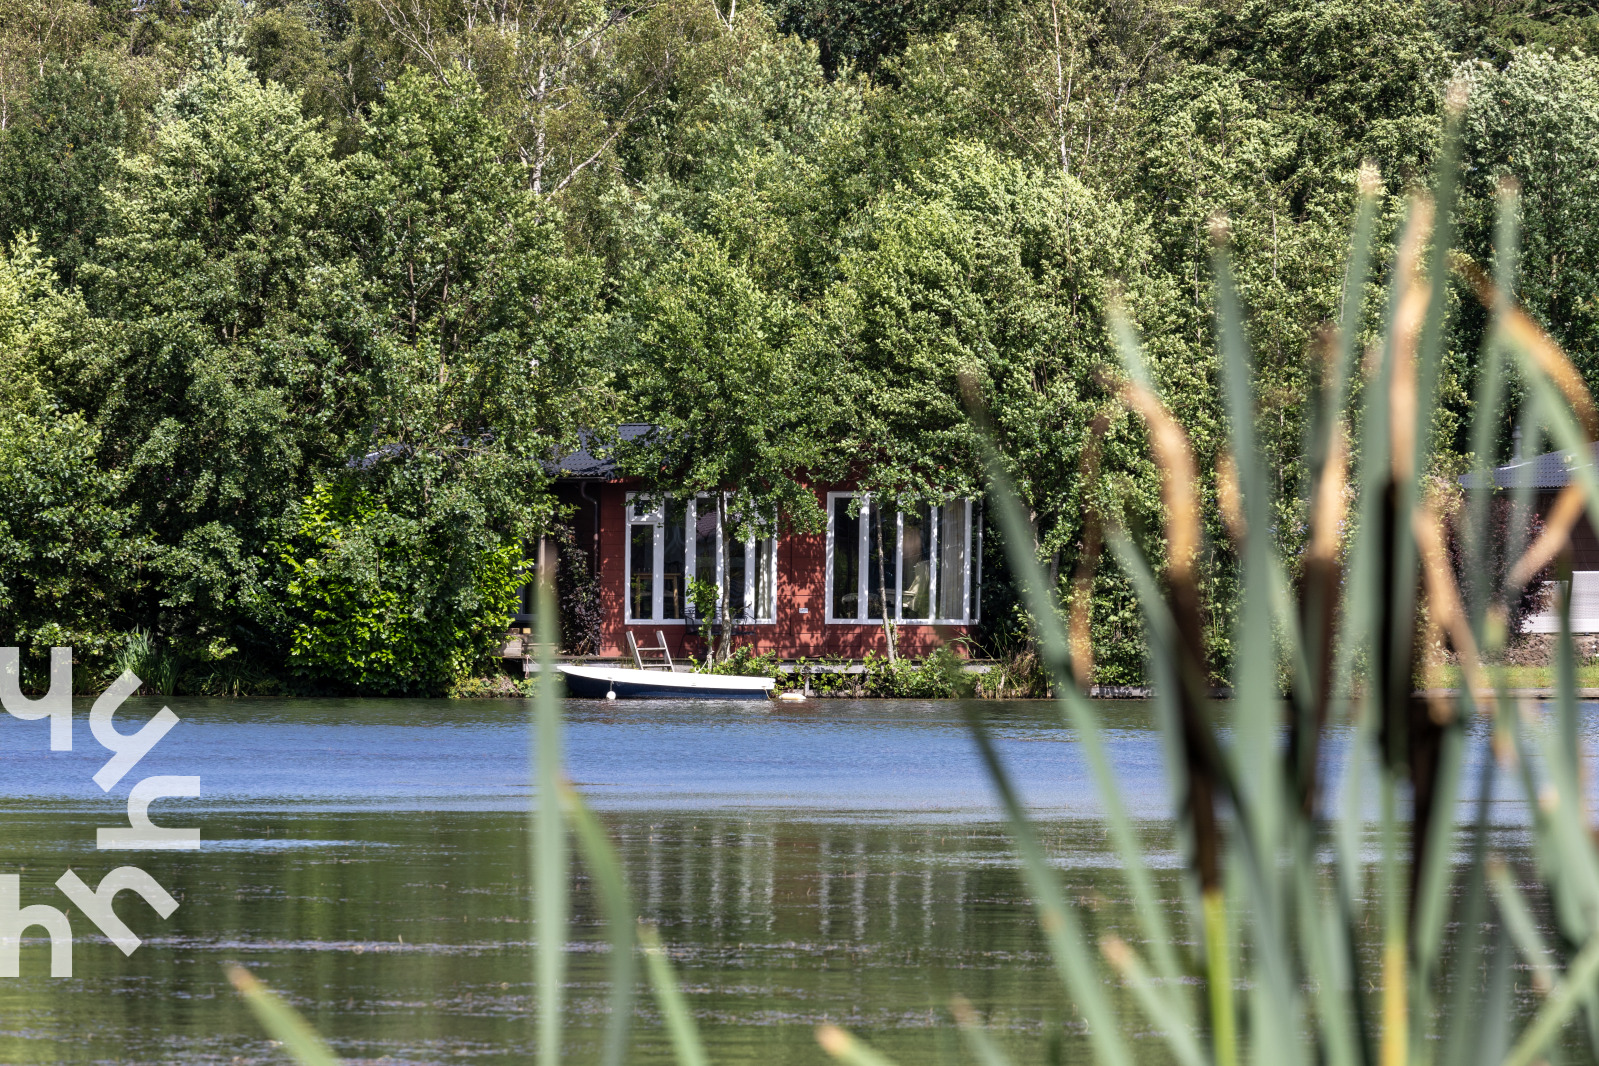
[0,804,1539,1064]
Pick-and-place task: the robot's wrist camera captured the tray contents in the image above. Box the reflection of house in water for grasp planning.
[616,815,985,948]
[535,424,983,661]
[1465,442,1599,632]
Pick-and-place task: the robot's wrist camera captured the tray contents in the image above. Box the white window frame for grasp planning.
[623,493,668,623]
[824,492,981,625]
[624,492,777,625]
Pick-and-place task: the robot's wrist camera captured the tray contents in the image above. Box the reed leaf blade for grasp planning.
[225,966,343,1066]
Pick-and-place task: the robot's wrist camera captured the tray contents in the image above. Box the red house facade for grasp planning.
[549,428,981,661]
[1468,442,1599,632]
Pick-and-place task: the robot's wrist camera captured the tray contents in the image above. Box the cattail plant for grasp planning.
[819,86,1599,1066]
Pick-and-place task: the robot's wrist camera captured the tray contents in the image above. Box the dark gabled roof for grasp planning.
[550,423,656,479]
[347,425,657,479]
[1460,443,1599,490]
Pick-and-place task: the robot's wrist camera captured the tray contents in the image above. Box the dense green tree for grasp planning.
[615,227,839,652]
[820,144,1170,676]
[347,66,606,545]
[1461,49,1599,384]
[66,56,363,656]
[766,0,1010,77]
[262,68,606,690]
[0,0,109,132]
[600,15,870,305]
[0,59,131,283]
[240,3,379,153]
[866,0,1180,188]
[1452,0,1599,60]
[242,6,333,95]
[1130,0,1452,552]
[1164,0,1447,191]
[0,242,142,667]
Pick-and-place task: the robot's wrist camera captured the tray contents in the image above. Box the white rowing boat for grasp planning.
[555,663,774,700]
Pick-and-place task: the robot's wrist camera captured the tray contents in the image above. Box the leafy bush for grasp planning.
[557,533,603,656]
[277,482,526,695]
[862,645,976,698]
[699,644,779,677]
[0,244,142,680]
[775,656,853,696]
[111,628,180,695]
[184,655,283,698]
[974,646,1051,698]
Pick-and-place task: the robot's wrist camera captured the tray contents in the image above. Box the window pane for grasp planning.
[938,501,968,620]
[694,501,718,612]
[663,498,686,619]
[972,500,982,621]
[901,506,931,620]
[756,538,776,619]
[629,523,655,619]
[832,497,859,619]
[724,525,748,619]
[867,500,892,620]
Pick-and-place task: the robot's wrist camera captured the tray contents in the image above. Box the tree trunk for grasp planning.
[716,493,730,663]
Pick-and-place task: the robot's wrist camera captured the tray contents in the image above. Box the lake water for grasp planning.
[0,697,1569,1064]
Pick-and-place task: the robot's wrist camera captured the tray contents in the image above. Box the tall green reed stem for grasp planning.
[535,576,567,1066]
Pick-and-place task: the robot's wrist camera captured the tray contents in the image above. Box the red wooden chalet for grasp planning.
[536,425,982,661]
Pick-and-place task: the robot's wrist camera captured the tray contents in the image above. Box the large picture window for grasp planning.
[625,494,777,624]
[825,493,980,625]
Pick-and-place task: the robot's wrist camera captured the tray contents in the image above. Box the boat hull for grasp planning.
[556,664,774,700]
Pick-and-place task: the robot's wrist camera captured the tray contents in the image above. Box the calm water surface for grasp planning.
[0,697,1575,1064]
